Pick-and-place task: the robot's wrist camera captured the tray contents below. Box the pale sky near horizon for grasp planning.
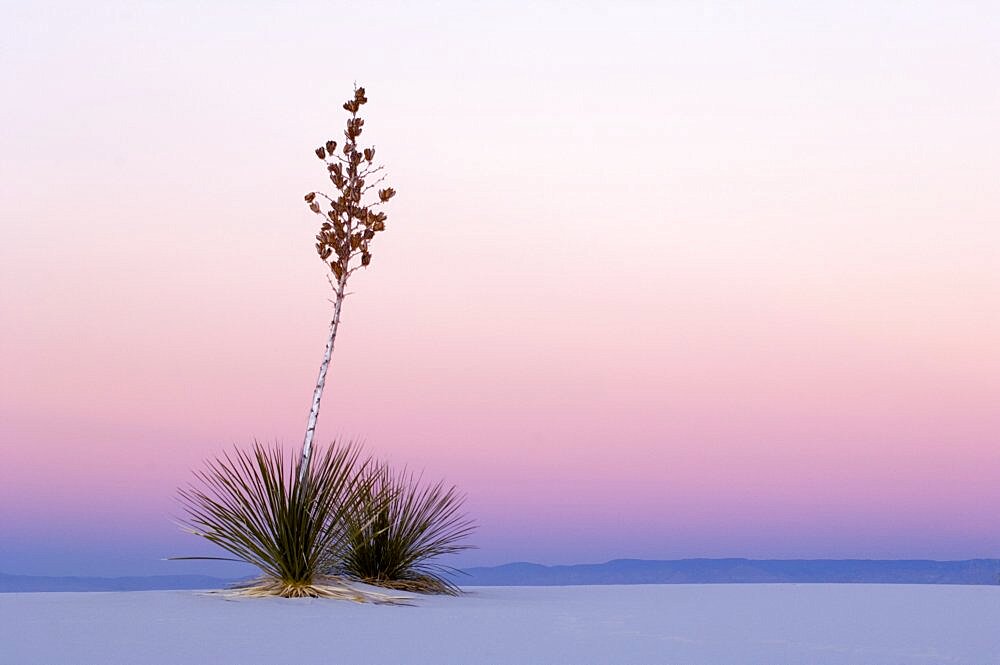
[2,1,998,576]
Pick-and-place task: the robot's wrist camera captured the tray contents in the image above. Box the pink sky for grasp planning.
[2,1,999,576]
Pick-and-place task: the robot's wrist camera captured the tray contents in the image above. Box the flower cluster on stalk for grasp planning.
[305,86,396,282]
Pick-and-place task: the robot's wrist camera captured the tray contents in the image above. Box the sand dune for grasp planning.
[1,584,998,664]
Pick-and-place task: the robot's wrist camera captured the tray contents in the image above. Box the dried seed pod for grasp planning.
[307,85,395,289]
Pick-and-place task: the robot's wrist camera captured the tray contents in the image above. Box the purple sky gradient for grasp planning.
[1,1,998,576]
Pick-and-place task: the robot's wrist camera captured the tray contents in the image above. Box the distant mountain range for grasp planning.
[459,558,1000,586]
[4,559,999,592]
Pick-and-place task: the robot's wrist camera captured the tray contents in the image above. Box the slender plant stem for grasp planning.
[299,274,347,482]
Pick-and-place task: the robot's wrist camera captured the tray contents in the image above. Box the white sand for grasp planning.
[1,584,998,664]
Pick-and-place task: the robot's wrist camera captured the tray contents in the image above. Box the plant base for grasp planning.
[360,576,461,595]
[217,575,411,603]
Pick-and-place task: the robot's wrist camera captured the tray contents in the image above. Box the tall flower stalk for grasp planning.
[299,85,396,482]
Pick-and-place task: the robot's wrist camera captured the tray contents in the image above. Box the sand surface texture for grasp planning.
[1,584,998,664]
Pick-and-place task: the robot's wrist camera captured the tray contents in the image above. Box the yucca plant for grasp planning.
[175,440,395,600]
[339,462,476,594]
[299,84,396,483]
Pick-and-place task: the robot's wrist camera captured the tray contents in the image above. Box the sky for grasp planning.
[1,1,998,577]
